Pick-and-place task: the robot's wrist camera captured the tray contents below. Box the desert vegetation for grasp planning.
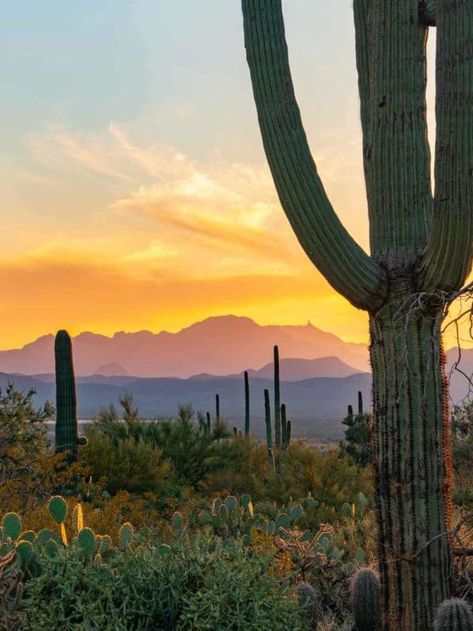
[1,329,473,630]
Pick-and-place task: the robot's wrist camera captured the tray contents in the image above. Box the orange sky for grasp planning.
[1,3,470,351]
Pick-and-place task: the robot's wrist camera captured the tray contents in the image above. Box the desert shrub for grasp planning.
[86,404,233,489]
[21,535,305,631]
[0,551,26,630]
[0,384,54,483]
[200,437,272,498]
[452,402,473,506]
[275,443,372,521]
[81,428,171,495]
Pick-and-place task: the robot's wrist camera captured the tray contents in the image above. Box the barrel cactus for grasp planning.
[351,568,381,631]
[434,598,473,631]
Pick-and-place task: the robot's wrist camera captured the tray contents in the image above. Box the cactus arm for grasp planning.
[422,1,473,292]
[241,0,386,311]
[364,2,433,266]
[281,403,287,448]
[353,0,371,183]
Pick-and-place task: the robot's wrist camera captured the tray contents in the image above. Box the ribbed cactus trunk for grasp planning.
[241,1,473,629]
[370,302,452,628]
[54,330,79,460]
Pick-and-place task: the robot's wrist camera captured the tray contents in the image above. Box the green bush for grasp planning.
[81,429,171,495]
[0,383,54,482]
[22,536,305,630]
[276,443,372,519]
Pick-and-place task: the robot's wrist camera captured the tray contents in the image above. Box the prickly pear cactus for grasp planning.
[2,514,21,542]
[434,598,473,631]
[77,528,96,560]
[48,496,68,525]
[119,522,133,551]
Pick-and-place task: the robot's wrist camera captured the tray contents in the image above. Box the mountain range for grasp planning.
[1,315,471,441]
[0,315,369,377]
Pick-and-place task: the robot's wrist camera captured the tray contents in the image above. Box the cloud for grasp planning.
[27,122,306,273]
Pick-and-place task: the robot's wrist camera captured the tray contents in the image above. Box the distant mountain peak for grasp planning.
[93,362,129,377]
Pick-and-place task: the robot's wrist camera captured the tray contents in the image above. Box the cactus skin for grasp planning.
[351,568,381,631]
[434,598,473,631]
[244,370,250,437]
[54,330,85,460]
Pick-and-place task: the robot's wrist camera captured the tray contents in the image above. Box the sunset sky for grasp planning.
[0,1,447,349]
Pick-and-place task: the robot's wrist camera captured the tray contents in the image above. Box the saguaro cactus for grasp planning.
[54,330,85,460]
[242,1,473,628]
[244,370,250,436]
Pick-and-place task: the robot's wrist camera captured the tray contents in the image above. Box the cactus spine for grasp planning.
[351,568,381,631]
[55,330,84,460]
[244,370,250,436]
[434,598,473,631]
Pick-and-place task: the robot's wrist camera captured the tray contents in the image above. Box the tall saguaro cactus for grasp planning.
[55,330,85,460]
[244,370,250,436]
[241,1,473,629]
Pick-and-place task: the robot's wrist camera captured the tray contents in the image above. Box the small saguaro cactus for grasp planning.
[264,388,272,464]
[206,411,211,432]
[351,567,381,631]
[434,598,473,631]
[54,330,86,460]
[244,370,250,436]
[273,345,281,451]
[215,394,220,423]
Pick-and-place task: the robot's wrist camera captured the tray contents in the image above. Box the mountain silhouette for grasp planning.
[0,315,369,377]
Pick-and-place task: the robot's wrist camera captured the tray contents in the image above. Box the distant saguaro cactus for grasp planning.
[242,1,473,627]
[54,330,85,460]
[244,370,250,436]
